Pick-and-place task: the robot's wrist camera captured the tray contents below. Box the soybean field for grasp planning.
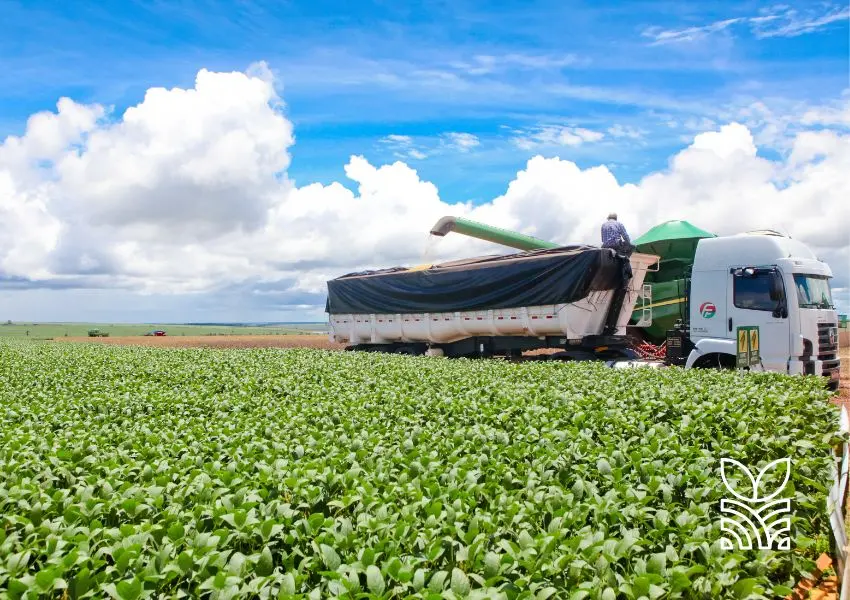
[0,340,840,599]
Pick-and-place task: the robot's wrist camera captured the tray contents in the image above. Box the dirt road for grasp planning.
[61,334,345,350]
[836,345,849,404]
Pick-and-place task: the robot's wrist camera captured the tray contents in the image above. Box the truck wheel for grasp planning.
[347,344,392,353]
[693,353,735,370]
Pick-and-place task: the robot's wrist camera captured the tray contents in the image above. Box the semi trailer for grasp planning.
[325,217,841,389]
[327,245,659,361]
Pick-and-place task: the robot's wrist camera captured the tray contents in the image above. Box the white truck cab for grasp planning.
[686,232,841,389]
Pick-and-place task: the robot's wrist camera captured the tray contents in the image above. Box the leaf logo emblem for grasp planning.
[719,458,792,550]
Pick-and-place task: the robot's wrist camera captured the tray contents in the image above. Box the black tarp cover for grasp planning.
[325,245,623,314]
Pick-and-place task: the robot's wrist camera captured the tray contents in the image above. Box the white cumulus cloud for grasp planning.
[378,134,428,160]
[57,68,293,240]
[441,132,480,152]
[607,124,644,140]
[513,125,605,150]
[0,64,848,315]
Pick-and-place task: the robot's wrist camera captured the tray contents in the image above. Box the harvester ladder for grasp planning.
[634,284,653,327]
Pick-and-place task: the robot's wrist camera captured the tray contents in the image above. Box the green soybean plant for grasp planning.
[0,340,840,599]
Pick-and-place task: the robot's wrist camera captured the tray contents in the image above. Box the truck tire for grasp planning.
[692,353,735,370]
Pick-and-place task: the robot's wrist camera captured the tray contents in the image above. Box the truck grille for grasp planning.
[818,322,838,359]
[817,323,840,387]
[822,358,842,373]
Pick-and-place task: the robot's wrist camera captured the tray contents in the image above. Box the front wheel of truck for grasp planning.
[692,353,736,370]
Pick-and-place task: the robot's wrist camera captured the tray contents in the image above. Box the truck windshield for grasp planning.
[794,274,834,309]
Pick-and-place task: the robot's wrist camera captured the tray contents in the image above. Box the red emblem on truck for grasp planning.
[699,302,717,318]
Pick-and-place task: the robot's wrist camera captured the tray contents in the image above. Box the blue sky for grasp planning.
[0,0,848,322]
[2,0,848,202]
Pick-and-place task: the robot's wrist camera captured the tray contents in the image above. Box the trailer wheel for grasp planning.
[548,350,595,362]
[394,345,423,356]
[348,344,394,353]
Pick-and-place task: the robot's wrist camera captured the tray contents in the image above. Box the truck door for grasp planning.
[727,268,791,373]
[689,270,729,341]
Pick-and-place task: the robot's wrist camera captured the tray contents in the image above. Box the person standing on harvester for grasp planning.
[601,212,634,286]
[601,212,632,255]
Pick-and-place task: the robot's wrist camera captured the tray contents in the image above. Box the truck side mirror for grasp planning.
[772,305,788,319]
[769,271,784,302]
[769,271,787,318]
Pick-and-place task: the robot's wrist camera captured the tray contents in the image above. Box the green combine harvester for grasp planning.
[429,216,716,345]
[628,220,716,341]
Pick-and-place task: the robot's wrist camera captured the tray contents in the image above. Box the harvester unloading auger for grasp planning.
[428,215,717,346]
[429,216,561,252]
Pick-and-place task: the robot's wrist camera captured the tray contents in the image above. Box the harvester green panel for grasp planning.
[630,278,688,341]
[631,220,716,343]
[633,221,716,249]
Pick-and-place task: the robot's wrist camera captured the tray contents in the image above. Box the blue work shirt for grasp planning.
[601,219,631,248]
